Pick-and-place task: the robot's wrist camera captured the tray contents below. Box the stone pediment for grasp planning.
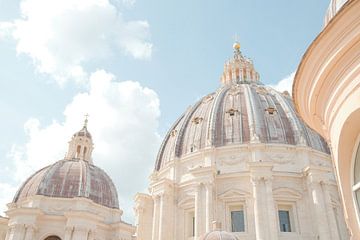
[178,195,195,208]
[218,189,250,200]
[273,187,302,200]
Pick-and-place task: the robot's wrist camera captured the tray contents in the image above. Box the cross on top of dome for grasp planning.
[220,41,260,85]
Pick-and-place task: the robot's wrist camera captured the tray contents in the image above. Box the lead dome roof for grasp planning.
[155,44,330,171]
[13,159,119,208]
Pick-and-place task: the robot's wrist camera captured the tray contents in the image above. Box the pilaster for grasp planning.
[151,195,160,240]
[304,166,332,239]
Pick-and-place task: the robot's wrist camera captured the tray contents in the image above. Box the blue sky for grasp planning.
[0,0,329,222]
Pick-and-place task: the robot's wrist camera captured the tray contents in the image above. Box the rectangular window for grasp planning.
[186,211,195,237]
[278,210,291,232]
[231,210,245,232]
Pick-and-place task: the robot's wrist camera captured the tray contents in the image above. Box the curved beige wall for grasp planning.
[293,0,360,238]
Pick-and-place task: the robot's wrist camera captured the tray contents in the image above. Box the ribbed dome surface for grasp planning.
[13,159,119,209]
[201,231,239,240]
[324,0,348,26]
[155,83,329,170]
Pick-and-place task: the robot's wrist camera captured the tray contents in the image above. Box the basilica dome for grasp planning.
[155,43,329,171]
[13,123,119,209]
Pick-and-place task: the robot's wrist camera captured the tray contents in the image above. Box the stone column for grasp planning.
[152,195,160,240]
[251,177,266,240]
[88,230,95,240]
[245,198,255,238]
[64,226,74,240]
[24,225,35,240]
[205,183,213,233]
[5,224,26,240]
[308,179,332,239]
[135,194,154,240]
[323,183,341,240]
[264,177,278,240]
[72,226,89,240]
[159,192,174,240]
[195,183,204,238]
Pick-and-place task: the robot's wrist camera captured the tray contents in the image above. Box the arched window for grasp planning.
[44,236,61,240]
[76,145,81,158]
[83,146,87,156]
[353,140,360,217]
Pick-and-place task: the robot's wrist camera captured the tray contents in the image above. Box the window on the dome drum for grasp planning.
[185,211,195,237]
[278,210,291,232]
[231,210,245,232]
[353,141,360,218]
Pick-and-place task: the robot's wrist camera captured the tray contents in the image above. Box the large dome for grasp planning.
[13,159,119,209]
[155,44,329,171]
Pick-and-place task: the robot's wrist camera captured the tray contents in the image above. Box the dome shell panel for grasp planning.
[13,159,119,209]
[155,83,330,170]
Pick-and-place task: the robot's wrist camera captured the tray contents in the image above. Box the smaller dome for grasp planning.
[13,159,119,209]
[201,231,239,240]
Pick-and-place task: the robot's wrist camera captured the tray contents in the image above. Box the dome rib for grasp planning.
[175,100,203,157]
[212,87,231,147]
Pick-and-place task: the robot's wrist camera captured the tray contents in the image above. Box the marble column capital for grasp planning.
[250,176,263,185]
[152,194,161,201]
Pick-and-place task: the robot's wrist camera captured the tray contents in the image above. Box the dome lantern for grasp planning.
[65,115,94,164]
[221,42,260,85]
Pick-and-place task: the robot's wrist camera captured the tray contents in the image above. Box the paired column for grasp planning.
[159,192,174,240]
[71,226,91,240]
[249,161,278,240]
[195,183,204,238]
[134,194,154,240]
[323,182,341,240]
[265,177,278,240]
[5,224,26,240]
[307,178,332,239]
[64,226,74,240]
[23,225,35,240]
[151,195,160,240]
[205,183,214,233]
[251,177,267,240]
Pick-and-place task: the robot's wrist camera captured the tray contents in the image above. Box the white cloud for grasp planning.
[270,72,295,95]
[0,0,152,85]
[0,183,17,217]
[4,70,161,222]
[122,0,136,8]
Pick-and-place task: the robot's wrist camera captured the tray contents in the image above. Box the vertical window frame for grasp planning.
[225,202,247,234]
[277,203,296,233]
[351,135,360,223]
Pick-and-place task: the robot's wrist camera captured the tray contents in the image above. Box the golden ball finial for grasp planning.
[233,42,241,50]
